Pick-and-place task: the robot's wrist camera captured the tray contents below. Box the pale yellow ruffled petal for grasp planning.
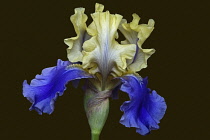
[82,11,136,77]
[128,48,155,72]
[118,13,155,72]
[86,3,104,37]
[64,8,88,62]
[95,3,104,12]
[119,18,138,44]
[135,18,155,47]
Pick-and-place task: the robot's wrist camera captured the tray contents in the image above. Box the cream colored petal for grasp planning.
[136,19,155,47]
[118,13,155,73]
[64,8,88,62]
[127,48,155,72]
[82,11,136,77]
[86,3,104,37]
[118,18,138,66]
[86,22,97,37]
[95,3,104,12]
[119,18,138,44]
[130,13,141,30]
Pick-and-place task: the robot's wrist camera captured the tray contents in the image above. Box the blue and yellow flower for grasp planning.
[22,3,166,139]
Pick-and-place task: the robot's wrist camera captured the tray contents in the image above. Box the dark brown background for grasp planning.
[0,0,209,139]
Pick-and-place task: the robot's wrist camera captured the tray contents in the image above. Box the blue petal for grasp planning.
[118,75,167,135]
[23,59,93,115]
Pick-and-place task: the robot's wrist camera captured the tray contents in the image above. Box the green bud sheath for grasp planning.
[84,85,111,140]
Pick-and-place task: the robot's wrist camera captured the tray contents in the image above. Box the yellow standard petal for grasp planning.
[82,11,136,78]
[64,8,88,62]
[86,3,104,37]
[118,14,155,73]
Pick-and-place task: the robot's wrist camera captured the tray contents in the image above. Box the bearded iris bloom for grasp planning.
[23,3,166,140]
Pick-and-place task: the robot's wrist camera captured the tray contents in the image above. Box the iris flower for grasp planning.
[22,3,166,140]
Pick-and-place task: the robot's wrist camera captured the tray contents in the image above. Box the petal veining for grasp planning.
[118,75,167,135]
[82,11,136,78]
[23,59,93,114]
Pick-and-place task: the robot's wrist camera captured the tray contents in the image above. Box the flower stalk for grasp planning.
[91,132,100,140]
[84,83,111,140]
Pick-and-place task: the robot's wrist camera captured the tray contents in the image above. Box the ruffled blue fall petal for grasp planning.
[118,75,167,135]
[23,59,93,115]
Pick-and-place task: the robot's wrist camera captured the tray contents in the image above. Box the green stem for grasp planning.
[91,133,100,140]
